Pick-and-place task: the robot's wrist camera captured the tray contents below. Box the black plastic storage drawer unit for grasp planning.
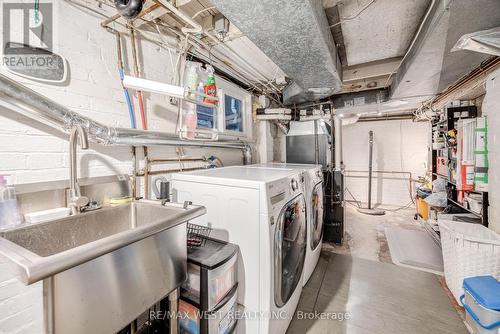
[180,237,239,334]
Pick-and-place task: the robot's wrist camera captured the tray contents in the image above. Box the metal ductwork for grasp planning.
[391,0,500,103]
[0,73,250,154]
[211,0,342,105]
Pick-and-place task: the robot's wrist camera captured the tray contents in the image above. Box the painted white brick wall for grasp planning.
[342,119,429,207]
[484,68,500,233]
[0,2,246,333]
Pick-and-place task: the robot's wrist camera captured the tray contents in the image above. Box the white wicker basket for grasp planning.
[438,220,500,303]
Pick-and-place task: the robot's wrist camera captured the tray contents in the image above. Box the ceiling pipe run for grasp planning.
[211,0,342,104]
[357,112,415,122]
[153,0,202,35]
[0,73,250,153]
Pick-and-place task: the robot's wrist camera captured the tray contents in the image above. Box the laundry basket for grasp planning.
[439,220,500,303]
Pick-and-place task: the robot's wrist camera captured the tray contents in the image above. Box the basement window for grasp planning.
[217,77,252,139]
[224,95,243,132]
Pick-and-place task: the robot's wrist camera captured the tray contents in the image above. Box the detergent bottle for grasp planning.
[204,73,217,105]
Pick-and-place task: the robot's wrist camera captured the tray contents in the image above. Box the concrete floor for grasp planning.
[323,204,422,263]
[286,205,468,333]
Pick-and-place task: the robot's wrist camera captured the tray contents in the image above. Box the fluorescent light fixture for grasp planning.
[122,75,185,99]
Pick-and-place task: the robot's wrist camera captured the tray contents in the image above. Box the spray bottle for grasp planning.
[0,175,21,229]
[204,71,217,105]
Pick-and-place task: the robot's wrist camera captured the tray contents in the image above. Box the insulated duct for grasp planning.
[0,73,249,152]
[210,0,342,105]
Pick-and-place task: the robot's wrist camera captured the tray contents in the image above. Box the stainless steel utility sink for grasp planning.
[0,201,206,334]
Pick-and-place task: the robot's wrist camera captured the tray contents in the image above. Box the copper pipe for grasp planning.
[432,57,500,109]
[143,147,149,199]
[132,147,137,198]
[148,157,206,164]
[136,166,205,177]
[100,14,121,28]
[345,169,414,199]
[100,3,161,28]
[129,26,148,130]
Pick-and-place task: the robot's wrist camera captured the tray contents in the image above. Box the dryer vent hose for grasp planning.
[114,0,144,19]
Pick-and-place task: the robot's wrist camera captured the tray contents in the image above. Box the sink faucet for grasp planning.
[68,125,89,214]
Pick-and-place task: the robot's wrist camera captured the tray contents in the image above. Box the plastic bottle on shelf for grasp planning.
[0,175,21,229]
[185,62,200,100]
[184,103,198,139]
[196,82,204,102]
[204,73,217,105]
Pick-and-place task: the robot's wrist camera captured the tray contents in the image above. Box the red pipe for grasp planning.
[137,91,147,130]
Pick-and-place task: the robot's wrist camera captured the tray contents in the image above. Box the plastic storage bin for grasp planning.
[179,285,238,334]
[439,220,500,302]
[181,237,238,311]
[461,276,500,334]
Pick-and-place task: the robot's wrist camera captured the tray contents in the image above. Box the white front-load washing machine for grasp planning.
[248,163,324,286]
[171,166,307,334]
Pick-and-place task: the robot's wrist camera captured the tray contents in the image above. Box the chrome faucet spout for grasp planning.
[69,125,89,214]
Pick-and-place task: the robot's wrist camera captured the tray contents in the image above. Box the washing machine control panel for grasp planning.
[267,174,305,211]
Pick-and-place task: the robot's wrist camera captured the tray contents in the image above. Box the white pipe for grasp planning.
[122,75,185,98]
[204,31,282,92]
[334,115,342,171]
[155,17,278,95]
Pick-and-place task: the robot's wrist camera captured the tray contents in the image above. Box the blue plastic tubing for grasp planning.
[460,295,500,330]
[119,68,136,129]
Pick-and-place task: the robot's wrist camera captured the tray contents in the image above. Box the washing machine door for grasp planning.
[311,181,324,250]
[274,194,307,307]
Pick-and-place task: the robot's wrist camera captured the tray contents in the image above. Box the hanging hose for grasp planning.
[130,27,147,130]
[115,32,136,129]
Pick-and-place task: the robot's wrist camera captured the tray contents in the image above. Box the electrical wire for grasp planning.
[66,0,278,97]
[191,6,216,20]
[345,190,414,212]
[34,0,40,24]
[341,0,377,20]
[154,22,181,84]
[329,0,377,28]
